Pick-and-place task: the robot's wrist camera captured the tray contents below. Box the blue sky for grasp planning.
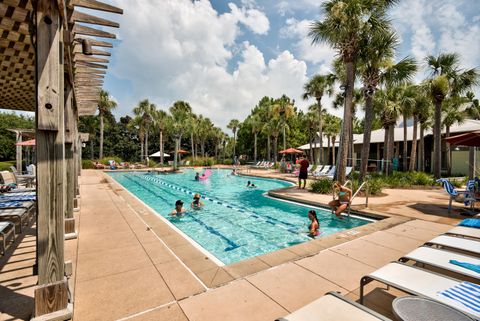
[100,0,480,129]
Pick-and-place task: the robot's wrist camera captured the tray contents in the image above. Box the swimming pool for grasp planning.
[108,169,371,265]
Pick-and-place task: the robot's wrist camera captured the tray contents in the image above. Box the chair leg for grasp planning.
[448,197,452,215]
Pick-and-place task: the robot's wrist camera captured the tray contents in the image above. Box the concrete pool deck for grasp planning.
[0,169,467,320]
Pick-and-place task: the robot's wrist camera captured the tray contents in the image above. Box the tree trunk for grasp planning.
[273,136,278,162]
[433,99,442,179]
[254,132,258,162]
[173,138,179,170]
[99,113,104,159]
[283,125,286,152]
[383,126,389,175]
[159,130,164,165]
[267,136,271,161]
[403,114,408,171]
[446,125,451,176]
[332,136,336,166]
[190,133,195,161]
[233,132,237,158]
[90,140,94,160]
[201,142,205,158]
[317,98,323,165]
[334,60,354,183]
[327,136,331,165]
[360,94,374,181]
[140,135,144,162]
[469,147,475,179]
[387,124,395,175]
[419,125,425,172]
[409,115,418,171]
[309,130,314,164]
[145,131,149,164]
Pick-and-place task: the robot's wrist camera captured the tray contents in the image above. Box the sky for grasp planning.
[95,0,480,130]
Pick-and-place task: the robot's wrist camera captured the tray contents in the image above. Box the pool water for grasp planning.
[108,169,371,265]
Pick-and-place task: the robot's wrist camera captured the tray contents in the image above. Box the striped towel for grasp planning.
[0,201,24,208]
[450,260,480,274]
[437,178,458,197]
[438,281,480,314]
[0,195,36,202]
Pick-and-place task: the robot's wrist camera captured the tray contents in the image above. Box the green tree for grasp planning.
[246,115,263,162]
[98,90,117,159]
[426,53,479,178]
[302,74,336,164]
[0,112,34,161]
[133,99,156,162]
[443,96,468,176]
[309,0,396,182]
[152,109,169,165]
[272,95,295,152]
[169,101,192,170]
[227,119,241,159]
[409,86,431,171]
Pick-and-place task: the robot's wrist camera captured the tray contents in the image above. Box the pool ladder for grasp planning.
[340,180,369,217]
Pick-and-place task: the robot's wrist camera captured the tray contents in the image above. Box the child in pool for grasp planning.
[170,200,186,217]
[191,193,204,209]
[307,210,320,237]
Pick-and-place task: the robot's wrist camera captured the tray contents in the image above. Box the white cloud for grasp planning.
[276,0,326,17]
[109,0,306,129]
[279,18,336,68]
[228,3,270,35]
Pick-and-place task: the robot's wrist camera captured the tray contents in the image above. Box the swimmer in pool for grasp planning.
[190,193,204,209]
[307,210,320,237]
[246,181,257,188]
[195,172,200,181]
[328,181,352,218]
[170,200,187,217]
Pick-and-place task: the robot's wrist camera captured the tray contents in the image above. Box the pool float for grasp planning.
[199,169,212,181]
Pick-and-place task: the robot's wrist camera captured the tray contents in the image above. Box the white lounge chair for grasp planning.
[311,165,324,176]
[425,235,480,257]
[399,246,480,280]
[360,262,479,320]
[446,226,480,240]
[318,166,336,178]
[276,291,391,321]
[314,165,331,177]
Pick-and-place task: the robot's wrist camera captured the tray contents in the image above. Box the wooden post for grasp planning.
[35,0,67,316]
[64,80,77,237]
[15,131,22,173]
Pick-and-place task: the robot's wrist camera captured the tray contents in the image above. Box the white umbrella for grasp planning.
[149,151,170,157]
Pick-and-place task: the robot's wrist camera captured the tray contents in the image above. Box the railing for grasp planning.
[345,180,369,217]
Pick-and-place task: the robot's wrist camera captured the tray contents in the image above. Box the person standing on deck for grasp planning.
[298,156,309,189]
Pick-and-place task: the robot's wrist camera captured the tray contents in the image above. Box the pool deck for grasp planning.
[0,169,469,320]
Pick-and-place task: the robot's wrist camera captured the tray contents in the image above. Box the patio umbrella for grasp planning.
[177,149,188,154]
[279,148,304,154]
[445,130,480,147]
[16,139,35,146]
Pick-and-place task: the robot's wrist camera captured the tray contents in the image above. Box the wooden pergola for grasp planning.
[0,0,122,319]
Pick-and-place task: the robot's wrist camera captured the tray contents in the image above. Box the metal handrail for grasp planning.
[346,180,369,217]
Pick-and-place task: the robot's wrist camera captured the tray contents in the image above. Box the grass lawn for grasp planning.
[0,161,15,171]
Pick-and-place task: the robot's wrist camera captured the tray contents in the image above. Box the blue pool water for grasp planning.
[108,169,371,265]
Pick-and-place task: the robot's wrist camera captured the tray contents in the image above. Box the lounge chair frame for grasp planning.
[0,221,15,255]
[360,261,479,320]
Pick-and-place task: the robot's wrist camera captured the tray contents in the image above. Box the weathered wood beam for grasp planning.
[70,11,119,28]
[74,54,109,63]
[74,37,113,48]
[72,44,111,56]
[75,88,101,93]
[35,0,67,316]
[75,61,108,69]
[69,0,123,14]
[73,24,116,39]
[64,81,75,235]
[75,81,103,87]
[75,74,104,80]
[74,67,106,74]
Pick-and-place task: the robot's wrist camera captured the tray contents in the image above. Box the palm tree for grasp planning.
[246,115,263,162]
[302,74,336,164]
[152,109,169,165]
[409,86,431,171]
[304,111,318,164]
[358,38,417,179]
[197,116,213,158]
[324,114,342,166]
[398,84,417,171]
[443,97,468,176]
[227,119,241,160]
[169,101,192,170]
[188,114,197,161]
[128,115,145,161]
[97,90,117,159]
[267,118,282,162]
[272,96,295,152]
[211,127,224,161]
[133,99,156,162]
[309,0,396,182]
[426,53,479,178]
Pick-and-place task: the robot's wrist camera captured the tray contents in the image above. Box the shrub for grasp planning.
[147,159,157,168]
[82,159,94,169]
[98,156,122,166]
[0,161,15,171]
[367,178,384,195]
[309,179,333,194]
[191,157,216,166]
[223,159,233,165]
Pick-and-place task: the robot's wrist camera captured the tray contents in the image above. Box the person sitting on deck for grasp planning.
[170,200,186,216]
[307,210,320,237]
[191,193,204,209]
[328,182,352,219]
[195,172,200,181]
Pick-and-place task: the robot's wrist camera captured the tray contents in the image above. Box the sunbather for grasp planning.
[328,181,352,218]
